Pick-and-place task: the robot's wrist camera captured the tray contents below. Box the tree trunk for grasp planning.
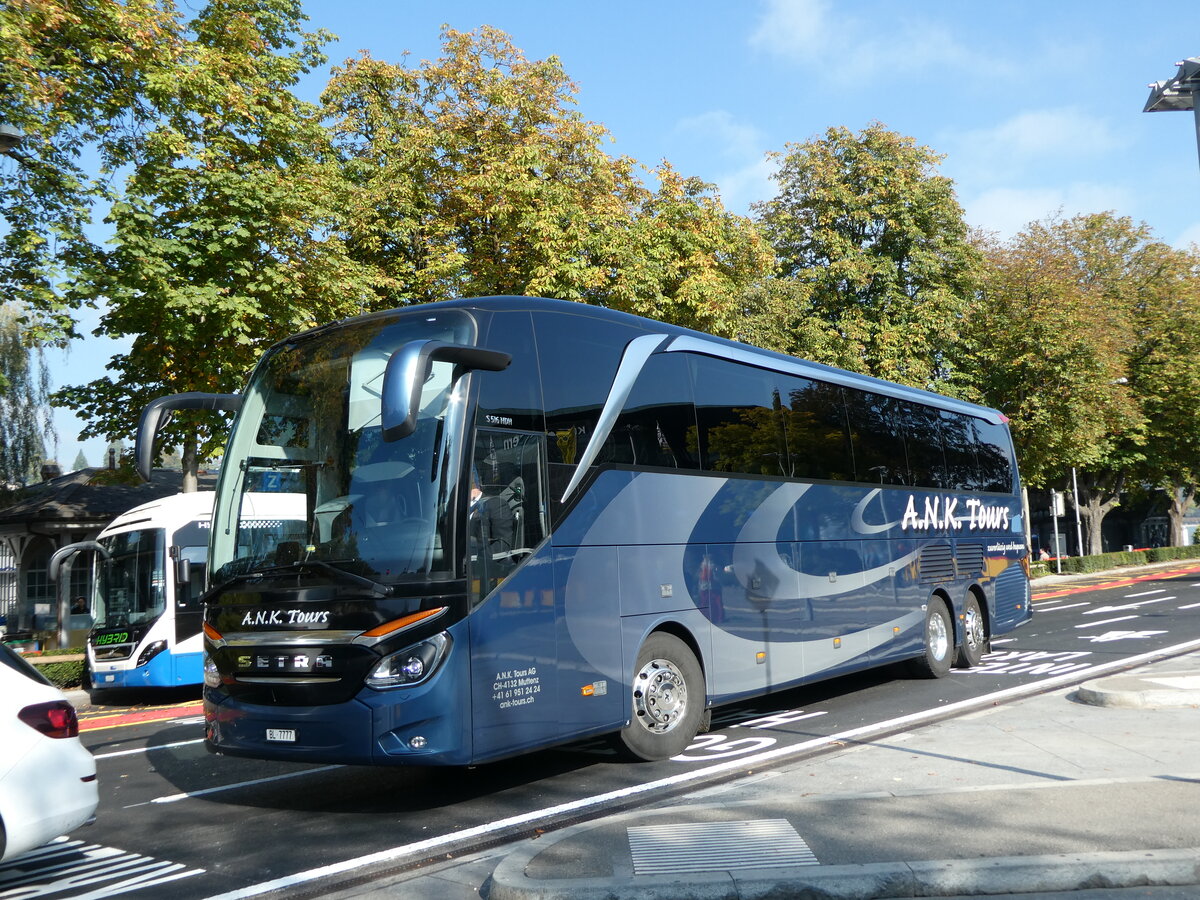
[1166,483,1195,547]
[182,431,199,493]
[1070,471,1125,556]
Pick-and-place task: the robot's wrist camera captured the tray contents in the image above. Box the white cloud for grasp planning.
[676,110,764,161]
[748,0,829,60]
[674,111,775,213]
[947,107,1125,180]
[748,0,976,77]
[1173,221,1200,250]
[713,156,778,215]
[963,183,1133,240]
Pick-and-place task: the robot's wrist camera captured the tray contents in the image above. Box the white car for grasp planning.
[0,644,98,862]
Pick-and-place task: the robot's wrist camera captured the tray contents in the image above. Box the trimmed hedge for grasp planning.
[35,660,86,690]
[1055,543,1200,575]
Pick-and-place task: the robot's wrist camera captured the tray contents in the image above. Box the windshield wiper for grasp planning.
[209,560,393,598]
[282,559,393,597]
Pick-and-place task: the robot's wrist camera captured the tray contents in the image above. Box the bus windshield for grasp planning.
[209,310,476,588]
[93,528,166,628]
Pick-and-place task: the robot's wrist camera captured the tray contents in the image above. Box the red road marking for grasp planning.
[1032,563,1200,602]
[79,701,204,732]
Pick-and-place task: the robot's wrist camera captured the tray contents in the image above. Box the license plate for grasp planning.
[266,728,296,743]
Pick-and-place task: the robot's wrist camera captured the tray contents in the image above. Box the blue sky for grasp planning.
[47,0,1200,469]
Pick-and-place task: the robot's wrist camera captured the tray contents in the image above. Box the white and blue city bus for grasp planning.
[50,492,214,688]
[50,491,303,689]
[135,297,1031,764]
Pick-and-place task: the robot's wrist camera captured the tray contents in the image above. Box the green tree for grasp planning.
[71,449,87,472]
[753,123,980,389]
[0,0,186,345]
[965,213,1159,553]
[53,0,366,489]
[322,27,644,308]
[1124,243,1200,545]
[615,162,773,338]
[0,303,55,487]
[322,27,770,331]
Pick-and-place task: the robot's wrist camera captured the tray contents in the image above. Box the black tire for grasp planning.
[955,592,987,669]
[618,633,705,761]
[908,596,953,678]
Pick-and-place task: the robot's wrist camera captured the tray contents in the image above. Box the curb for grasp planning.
[1074,671,1200,709]
[489,842,1200,900]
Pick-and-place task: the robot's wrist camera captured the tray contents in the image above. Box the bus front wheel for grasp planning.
[619,633,704,761]
[909,597,953,679]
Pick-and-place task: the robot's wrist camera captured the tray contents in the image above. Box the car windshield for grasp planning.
[92,528,166,628]
[209,309,476,588]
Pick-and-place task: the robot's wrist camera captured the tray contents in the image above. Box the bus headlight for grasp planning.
[366,632,450,689]
[136,640,168,667]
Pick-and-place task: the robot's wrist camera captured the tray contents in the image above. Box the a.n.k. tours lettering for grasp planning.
[900,495,1010,532]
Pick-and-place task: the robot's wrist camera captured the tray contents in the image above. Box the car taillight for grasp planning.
[18,700,79,739]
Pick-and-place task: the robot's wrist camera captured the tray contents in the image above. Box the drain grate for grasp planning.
[627,819,818,874]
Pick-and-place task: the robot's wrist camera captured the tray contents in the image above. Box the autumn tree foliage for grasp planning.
[0,0,185,345]
[752,123,981,391]
[51,0,367,488]
[321,27,770,335]
[963,213,1200,551]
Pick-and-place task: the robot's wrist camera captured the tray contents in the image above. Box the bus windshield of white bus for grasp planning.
[209,310,476,589]
[92,529,166,629]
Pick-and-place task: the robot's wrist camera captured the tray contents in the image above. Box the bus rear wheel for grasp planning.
[955,593,987,668]
[909,596,953,679]
[619,633,704,761]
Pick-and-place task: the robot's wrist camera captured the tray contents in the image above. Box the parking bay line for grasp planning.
[200,635,1200,900]
[95,739,205,760]
[125,765,343,808]
[1074,615,1138,629]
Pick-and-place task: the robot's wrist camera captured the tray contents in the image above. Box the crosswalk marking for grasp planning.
[0,838,203,899]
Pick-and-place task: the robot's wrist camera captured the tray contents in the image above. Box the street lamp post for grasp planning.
[0,122,25,156]
[1144,57,1200,173]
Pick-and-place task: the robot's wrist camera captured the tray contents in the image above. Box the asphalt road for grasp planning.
[5,563,1200,900]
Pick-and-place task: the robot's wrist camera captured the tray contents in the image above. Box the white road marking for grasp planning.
[1085,599,1169,615]
[95,739,204,760]
[199,636,1200,900]
[1124,589,1166,598]
[125,765,342,807]
[1178,601,1200,610]
[1075,615,1138,629]
[1080,630,1168,643]
[0,838,202,899]
[1035,602,1091,612]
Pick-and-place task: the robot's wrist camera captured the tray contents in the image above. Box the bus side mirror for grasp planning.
[49,541,110,583]
[381,341,510,441]
[136,392,244,481]
[176,557,191,588]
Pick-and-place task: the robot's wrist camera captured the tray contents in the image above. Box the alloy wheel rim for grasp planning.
[632,657,688,734]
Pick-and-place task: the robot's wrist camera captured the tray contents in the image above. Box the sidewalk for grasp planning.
[339,649,1200,900]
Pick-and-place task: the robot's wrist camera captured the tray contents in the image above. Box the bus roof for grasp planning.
[276,295,1007,425]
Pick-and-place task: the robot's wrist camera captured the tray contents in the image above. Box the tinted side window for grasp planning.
[845,390,907,485]
[940,410,979,491]
[690,356,786,476]
[897,401,947,488]
[778,375,853,481]
[974,418,1015,492]
[534,313,641,466]
[606,353,698,469]
[478,311,545,433]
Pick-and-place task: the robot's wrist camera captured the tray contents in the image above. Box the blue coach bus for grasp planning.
[135,297,1031,764]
